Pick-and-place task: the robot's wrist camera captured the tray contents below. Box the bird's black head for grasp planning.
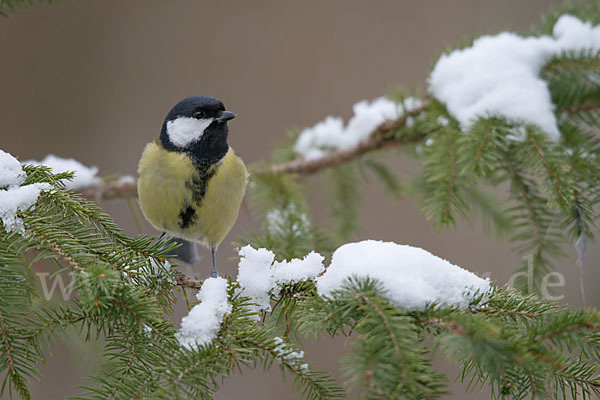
[159,96,236,165]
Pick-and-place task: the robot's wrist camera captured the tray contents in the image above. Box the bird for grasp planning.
[137,96,248,278]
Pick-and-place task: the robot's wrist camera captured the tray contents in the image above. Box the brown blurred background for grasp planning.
[2,0,598,399]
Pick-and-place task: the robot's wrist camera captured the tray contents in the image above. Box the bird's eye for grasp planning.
[193,110,205,119]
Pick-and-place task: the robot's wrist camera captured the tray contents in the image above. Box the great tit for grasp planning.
[137,96,248,277]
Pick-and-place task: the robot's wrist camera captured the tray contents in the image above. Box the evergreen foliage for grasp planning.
[1,1,600,399]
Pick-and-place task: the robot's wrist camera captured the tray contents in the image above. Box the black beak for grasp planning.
[217,110,236,122]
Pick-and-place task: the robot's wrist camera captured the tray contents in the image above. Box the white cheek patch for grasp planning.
[166,117,213,148]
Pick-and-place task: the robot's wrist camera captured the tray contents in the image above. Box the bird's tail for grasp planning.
[164,236,199,265]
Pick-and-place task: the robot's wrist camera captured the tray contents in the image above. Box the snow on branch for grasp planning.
[236,246,325,316]
[293,97,423,161]
[26,154,101,189]
[176,276,231,349]
[0,150,52,234]
[316,240,490,311]
[429,15,600,140]
[263,99,429,175]
[175,240,491,347]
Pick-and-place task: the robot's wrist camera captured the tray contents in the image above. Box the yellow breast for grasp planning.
[137,141,248,247]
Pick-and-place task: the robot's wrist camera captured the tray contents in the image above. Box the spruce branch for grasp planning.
[2,1,600,398]
[0,262,40,400]
[258,102,429,176]
[500,148,562,295]
[0,308,33,400]
[235,333,345,400]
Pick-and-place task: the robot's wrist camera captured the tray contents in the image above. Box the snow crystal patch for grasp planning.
[25,154,100,189]
[176,277,231,349]
[272,336,309,371]
[316,240,490,311]
[429,15,600,140]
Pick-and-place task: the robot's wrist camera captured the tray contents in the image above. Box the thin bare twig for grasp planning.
[174,273,203,290]
[78,178,138,200]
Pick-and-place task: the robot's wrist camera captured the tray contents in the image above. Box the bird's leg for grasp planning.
[210,245,218,278]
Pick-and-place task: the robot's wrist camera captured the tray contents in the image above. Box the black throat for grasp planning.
[160,120,229,168]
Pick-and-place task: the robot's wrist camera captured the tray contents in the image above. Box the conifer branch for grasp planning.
[105,335,139,400]
[259,103,429,176]
[27,307,87,349]
[0,309,29,400]
[2,2,600,398]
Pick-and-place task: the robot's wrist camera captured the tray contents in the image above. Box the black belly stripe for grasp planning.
[179,205,196,229]
[178,160,220,229]
[185,161,218,204]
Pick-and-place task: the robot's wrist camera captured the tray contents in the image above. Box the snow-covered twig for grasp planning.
[262,102,429,175]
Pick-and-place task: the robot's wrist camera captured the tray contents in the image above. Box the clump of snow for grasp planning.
[273,251,324,287]
[176,277,231,350]
[237,241,489,313]
[0,149,52,235]
[429,15,600,140]
[0,184,52,234]
[25,154,100,189]
[316,240,490,311]
[0,150,26,188]
[236,245,324,316]
[294,97,421,161]
[294,117,344,161]
[237,246,276,313]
